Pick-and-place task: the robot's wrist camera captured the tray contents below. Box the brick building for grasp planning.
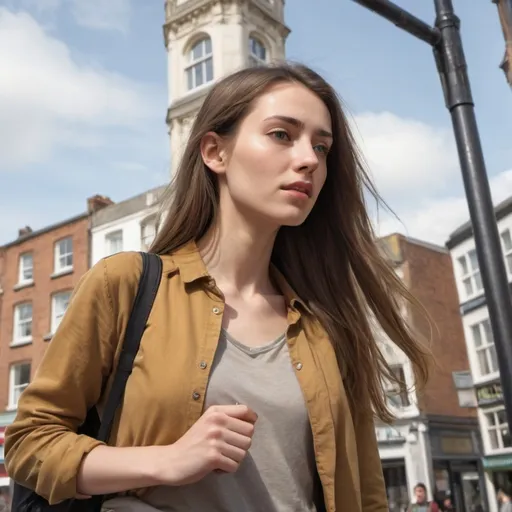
[0,195,111,499]
[377,234,485,512]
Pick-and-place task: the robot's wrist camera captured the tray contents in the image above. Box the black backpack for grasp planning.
[10,252,162,512]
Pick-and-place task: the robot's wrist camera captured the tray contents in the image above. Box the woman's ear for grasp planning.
[200,132,228,175]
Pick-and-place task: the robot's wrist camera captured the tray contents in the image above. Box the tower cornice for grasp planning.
[163,0,290,49]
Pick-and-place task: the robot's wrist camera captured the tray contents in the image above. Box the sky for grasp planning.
[0,0,511,246]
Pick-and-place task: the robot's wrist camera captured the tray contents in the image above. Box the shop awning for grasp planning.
[483,454,512,471]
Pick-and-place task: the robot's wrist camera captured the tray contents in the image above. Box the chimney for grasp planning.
[87,194,114,213]
[18,226,32,238]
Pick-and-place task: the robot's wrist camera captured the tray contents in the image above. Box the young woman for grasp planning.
[5,63,430,512]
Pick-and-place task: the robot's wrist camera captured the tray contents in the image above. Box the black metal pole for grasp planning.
[353,0,512,433]
[352,0,440,45]
[491,0,512,86]
[434,0,512,432]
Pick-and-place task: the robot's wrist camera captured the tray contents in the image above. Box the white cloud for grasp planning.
[13,0,131,33]
[351,111,459,200]
[17,0,62,15]
[69,0,131,33]
[374,169,512,245]
[347,111,511,246]
[0,8,158,170]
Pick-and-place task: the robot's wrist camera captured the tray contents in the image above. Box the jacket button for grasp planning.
[192,391,201,400]
[212,307,221,315]
[295,362,303,371]
[199,361,207,369]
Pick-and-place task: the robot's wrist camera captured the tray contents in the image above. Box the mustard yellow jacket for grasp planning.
[5,242,388,511]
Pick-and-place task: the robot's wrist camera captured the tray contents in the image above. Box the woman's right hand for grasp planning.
[158,404,258,486]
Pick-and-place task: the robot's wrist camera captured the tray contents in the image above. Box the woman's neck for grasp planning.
[197,214,279,298]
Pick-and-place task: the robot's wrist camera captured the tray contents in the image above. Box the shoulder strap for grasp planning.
[97,252,162,442]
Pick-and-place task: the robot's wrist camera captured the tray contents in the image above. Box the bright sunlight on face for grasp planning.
[217,82,333,230]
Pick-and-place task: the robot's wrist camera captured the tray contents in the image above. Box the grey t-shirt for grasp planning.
[103,329,318,512]
[501,502,512,512]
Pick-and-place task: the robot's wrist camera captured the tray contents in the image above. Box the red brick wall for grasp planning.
[0,216,90,410]
[401,238,475,418]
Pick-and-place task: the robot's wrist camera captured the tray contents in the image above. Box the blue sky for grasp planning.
[0,0,511,245]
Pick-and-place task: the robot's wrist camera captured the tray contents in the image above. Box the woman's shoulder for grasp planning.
[81,251,144,300]
[102,251,143,280]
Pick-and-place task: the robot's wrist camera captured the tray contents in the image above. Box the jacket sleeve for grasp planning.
[4,252,142,505]
[355,407,388,511]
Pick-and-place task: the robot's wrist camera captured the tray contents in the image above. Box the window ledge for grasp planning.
[43,333,53,342]
[14,280,34,291]
[484,447,512,456]
[473,373,501,386]
[10,339,33,348]
[5,405,17,412]
[51,268,73,279]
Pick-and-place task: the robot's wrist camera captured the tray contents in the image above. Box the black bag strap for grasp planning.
[97,252,162,442]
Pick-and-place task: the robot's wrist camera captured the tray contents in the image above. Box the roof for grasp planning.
[1,212,89,250]
[377,233,448,265]
[446,195,512,249]
[91,185,168,228]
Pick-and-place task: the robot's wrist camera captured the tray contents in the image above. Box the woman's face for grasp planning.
[205,82,332,229]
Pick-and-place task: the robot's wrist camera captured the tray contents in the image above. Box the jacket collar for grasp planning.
[170,240,309,312]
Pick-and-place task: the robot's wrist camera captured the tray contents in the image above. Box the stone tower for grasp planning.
[163,0,290,175]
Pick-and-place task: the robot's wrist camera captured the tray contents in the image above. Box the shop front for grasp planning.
[428,419,487,511]
[482,451,512,511]
[0,411,16,508]
[0,425,10,507]
[474,379,512,512]
[377,422,432,512]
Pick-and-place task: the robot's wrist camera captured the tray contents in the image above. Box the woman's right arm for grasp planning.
[77,404,258,496]
[4,252,143,505]
[6,251,257,504]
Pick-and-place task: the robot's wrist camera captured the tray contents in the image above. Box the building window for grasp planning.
[186,37,213,90]
[249,36,267,66]
[54,237,73,273]
[471,319,498,377]
[106,230,123,256]
[51,291,71,334]
[484,407,511,451]
[385,364,410,408]
[8,362,31,409]
[18,253,33,283]
[501,229,512,275]
[457,249,483,298]
[13,303,33,344]
[141,222,156,252]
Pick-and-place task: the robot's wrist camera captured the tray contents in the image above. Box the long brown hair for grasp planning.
[151,62,430,423]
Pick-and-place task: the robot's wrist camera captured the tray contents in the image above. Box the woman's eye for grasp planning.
[314,144,329,155]
[269,130,290,141]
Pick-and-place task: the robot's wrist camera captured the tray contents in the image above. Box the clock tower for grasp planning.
[163,0,290,175]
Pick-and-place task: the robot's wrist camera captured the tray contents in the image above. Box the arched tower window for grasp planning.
[186,37,213,90]
[249,36,267,66]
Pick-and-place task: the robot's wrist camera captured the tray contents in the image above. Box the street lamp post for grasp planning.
[353,0,512,432]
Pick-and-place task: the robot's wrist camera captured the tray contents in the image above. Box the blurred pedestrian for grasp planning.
[407,483,440,512]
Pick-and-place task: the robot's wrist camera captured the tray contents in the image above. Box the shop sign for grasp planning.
[375,426,406,443]
[440,435,474,455]
[452,371,473,390]
[476,382,503,406]
[482,454,512,471]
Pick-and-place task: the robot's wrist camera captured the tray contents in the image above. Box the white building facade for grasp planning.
[447,197,512,512]
[90,187,166,266]
[375,325,434,512]
[163,0,289,174]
